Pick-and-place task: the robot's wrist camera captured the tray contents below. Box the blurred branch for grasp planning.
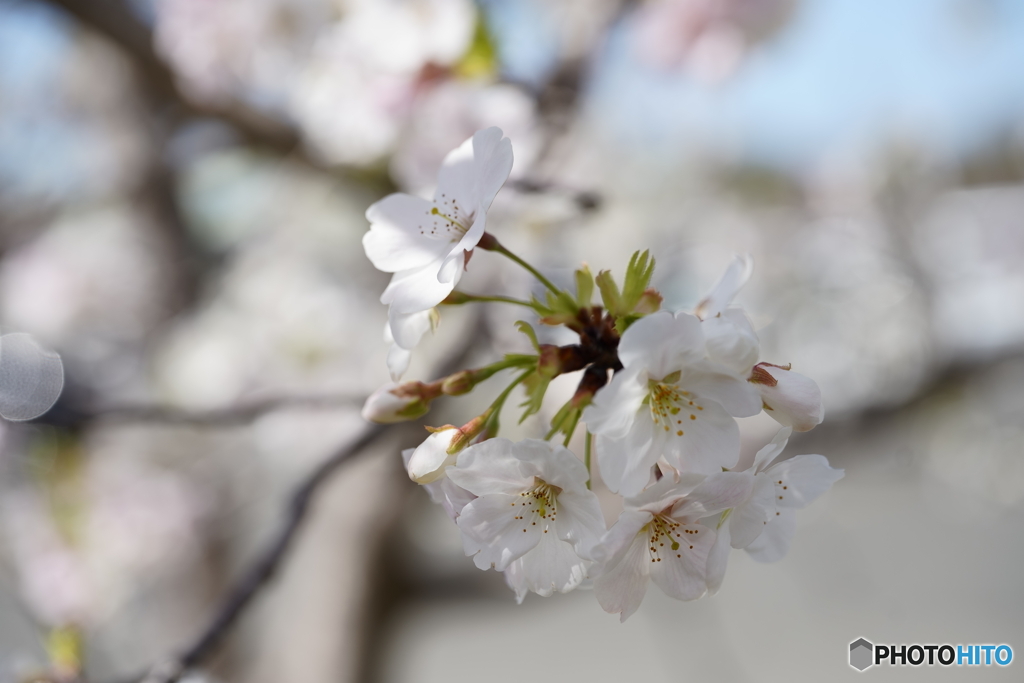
[107,321,486,683]
[41,0,604,210]
[507,178,602,212]
[42,0,303,158]
[88,394,365,428]
[138,421,391,683]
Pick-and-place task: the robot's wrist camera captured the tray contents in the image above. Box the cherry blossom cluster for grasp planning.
[361,127,843,620]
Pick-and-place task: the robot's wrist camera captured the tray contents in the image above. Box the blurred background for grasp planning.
[1,0,1024,680]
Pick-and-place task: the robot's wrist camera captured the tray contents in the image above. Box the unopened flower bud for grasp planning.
[441,370,477,396]
[749,362,823,432]
[361,381,441,423]
[407,411,492,484]
[406,428,461,483]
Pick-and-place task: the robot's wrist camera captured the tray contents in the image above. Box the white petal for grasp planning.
[695,253,753,319]
[363,194,449,272]
[618,311,704,379]
[386,344,412,381]
[593,530,651,622]
[649,522,713,601]
[503,530,588,602]
[752,427,793,473]
[435,127,513,211]
[381,259,458,314]
[448,438,531,496]
[406,429,458,484]
[756,366,824,432]
[594,416,658,497]
[591,510,651,569]
[388,308,433,350]
[728,474,777,549]
[745,507,797,563]
[659,398,742,475]
[458,493,543,571]
[679,470,754,518]
[511,439,589,492]
[703,308,759,376]
[705,519,731,596]
[768,454,844,509]
[583,365,647,440]
[555,489,607,560]
[628,472,707,514]
[427,477,476,522]
[683,361,762,417]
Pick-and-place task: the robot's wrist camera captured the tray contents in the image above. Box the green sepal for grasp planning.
[519,370,552,423]
[575,265,595,308]
[545,399,582,443]
[514,320,541,352]
[595,270,623,316]
[532,288,584,328]
[621,250,656,312]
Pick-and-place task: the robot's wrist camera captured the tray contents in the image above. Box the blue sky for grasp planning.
[580,0,1024,168]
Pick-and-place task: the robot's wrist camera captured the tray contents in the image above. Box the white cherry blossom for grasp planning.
[696,254,824,431]
[583,310,761,496]
[364,127,513,374]
[592,471,752,621]
[707,428,843,594]
[447,439,605,602]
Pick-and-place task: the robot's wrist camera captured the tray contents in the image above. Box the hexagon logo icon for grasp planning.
[850,638,874,671]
